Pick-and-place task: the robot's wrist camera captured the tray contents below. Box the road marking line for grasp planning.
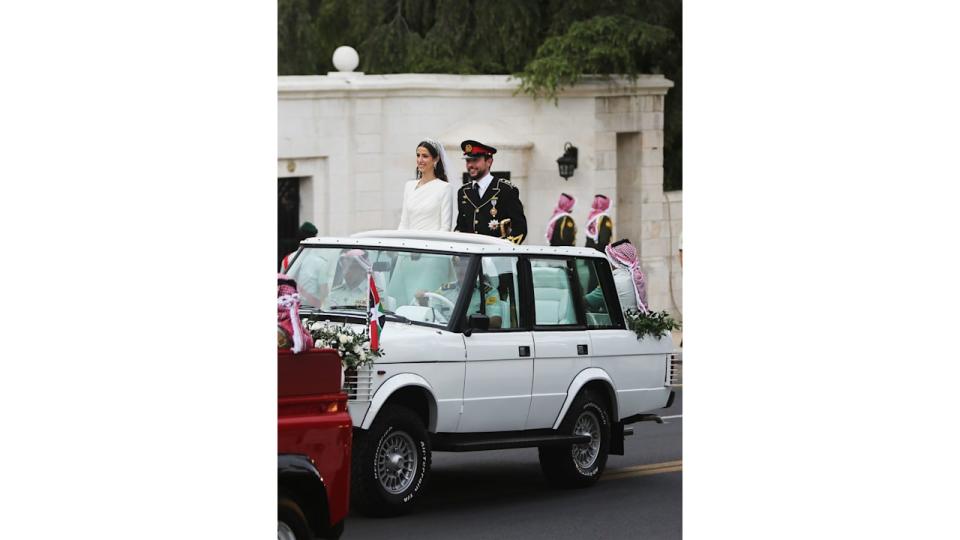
[603,466,683,480]
[608,460,682,474]
[602,461,683,481]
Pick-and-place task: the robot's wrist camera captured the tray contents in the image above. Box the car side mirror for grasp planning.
[464,313,490,336]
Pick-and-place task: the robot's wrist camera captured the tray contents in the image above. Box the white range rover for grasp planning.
[286,230,679,516]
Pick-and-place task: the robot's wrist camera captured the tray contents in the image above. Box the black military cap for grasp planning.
[460,139,497,158]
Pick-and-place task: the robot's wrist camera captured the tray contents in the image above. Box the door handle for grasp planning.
[519,346,530,357]
[577,344,588,355]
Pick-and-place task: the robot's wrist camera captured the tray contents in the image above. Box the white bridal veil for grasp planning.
[421,137,458,231]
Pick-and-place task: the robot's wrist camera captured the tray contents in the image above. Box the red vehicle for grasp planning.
[278,348,352,540]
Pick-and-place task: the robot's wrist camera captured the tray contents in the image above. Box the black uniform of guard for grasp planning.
[454,140,527,244]
[549,215,577,246]
[584,215,612,251]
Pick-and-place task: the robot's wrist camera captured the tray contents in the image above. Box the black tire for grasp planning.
[539,389,611,488]
[278,496,312,540]
[320,519,345,539]
[351,405,431,517]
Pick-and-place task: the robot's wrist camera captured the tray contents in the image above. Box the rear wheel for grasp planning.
[351,405,431,516]
[539,389,611,488]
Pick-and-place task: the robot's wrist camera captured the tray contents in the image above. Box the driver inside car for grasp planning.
[415,256,502,328]
[323,249,386,310]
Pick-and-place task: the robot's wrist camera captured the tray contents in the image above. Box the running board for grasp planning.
[431,431,591,452]
[621,413,664,425]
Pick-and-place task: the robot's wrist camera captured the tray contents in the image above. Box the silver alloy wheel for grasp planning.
[375,430,418,494]
[571,409,601,471]
[278,520,297,540]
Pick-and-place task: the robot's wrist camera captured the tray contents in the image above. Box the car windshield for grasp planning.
[286,247,472,326]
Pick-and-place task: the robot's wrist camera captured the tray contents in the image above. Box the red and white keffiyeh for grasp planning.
[605,240,649,313]
[278,273,313,353]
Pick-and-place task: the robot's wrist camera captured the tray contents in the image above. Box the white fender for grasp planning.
[552,368,618,430]
[360,373,438,431]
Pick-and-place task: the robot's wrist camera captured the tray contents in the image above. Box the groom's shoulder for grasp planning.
[495,177,519,193]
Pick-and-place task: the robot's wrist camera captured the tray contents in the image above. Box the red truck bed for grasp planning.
[278,348,352,535]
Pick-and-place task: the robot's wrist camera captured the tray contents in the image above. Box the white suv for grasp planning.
[286,230,679,516]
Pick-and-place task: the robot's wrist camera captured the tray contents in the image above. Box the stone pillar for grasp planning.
[599,92,680,318]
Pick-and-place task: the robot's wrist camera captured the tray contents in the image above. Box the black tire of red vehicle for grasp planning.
[320,519,345,539]
[278,496,313,540]
[351,405,431,517]
[538,389,611,488]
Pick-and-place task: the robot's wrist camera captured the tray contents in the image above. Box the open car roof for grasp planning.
[300,230,606,258]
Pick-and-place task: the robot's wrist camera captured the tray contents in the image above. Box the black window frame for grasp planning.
[453,254,531,333]
[576,257,626,330]
[526,255,588,332]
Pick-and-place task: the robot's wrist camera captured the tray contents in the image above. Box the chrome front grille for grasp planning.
[344,365,374,401]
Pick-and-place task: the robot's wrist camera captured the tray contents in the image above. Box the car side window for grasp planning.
[575,258,615,329]
[463,256,521,330]
[530,258,579,326]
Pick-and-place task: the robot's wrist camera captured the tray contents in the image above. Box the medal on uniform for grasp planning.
[488,219,500,230]
[490,197,497,218]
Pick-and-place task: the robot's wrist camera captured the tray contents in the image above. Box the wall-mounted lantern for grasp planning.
[557,142,578,180]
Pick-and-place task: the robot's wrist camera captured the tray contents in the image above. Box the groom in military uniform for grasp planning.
[454,139,527,244]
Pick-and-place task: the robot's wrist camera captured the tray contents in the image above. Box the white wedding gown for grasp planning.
[394,179,454,304]
[398,179,452,232]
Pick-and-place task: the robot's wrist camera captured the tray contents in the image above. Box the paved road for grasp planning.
[343,389,682,539]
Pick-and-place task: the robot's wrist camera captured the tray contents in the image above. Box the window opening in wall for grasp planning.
[278,177,303,269]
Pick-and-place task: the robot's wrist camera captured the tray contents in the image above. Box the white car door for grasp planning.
[459,256,534,432]
[526,258,591,429]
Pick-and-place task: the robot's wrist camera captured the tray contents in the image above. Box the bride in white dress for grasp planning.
[392,139,458,305]
[398,138,453,231]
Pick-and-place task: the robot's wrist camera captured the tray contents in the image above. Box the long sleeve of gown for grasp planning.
[440,183,453,231]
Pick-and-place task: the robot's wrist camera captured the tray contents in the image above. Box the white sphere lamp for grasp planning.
[332,46,359,72]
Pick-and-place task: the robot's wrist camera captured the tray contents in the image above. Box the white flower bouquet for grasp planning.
[303,319,382,369]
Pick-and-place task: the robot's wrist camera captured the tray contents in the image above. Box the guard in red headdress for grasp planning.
[546,193,577,246]
[584,194,613,252]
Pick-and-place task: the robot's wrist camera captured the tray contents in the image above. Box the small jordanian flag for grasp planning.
[367,273,386,350]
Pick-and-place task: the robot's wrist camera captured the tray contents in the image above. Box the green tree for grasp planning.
[278,0,682,191]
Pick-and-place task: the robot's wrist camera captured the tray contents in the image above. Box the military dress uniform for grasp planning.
[584,214,613,252]
[454,140,527,244]
[323,282,368,310]
[549,215,577,246]
[422,279,502,323]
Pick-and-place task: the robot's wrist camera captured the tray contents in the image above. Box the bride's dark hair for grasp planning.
[416,140,448,182]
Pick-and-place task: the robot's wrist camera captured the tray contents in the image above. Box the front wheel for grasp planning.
[278,497,312,540]
[351,405,431,517]
[539,390,611,488]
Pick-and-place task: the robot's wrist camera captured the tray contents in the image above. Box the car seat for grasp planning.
[532,266,577,325]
